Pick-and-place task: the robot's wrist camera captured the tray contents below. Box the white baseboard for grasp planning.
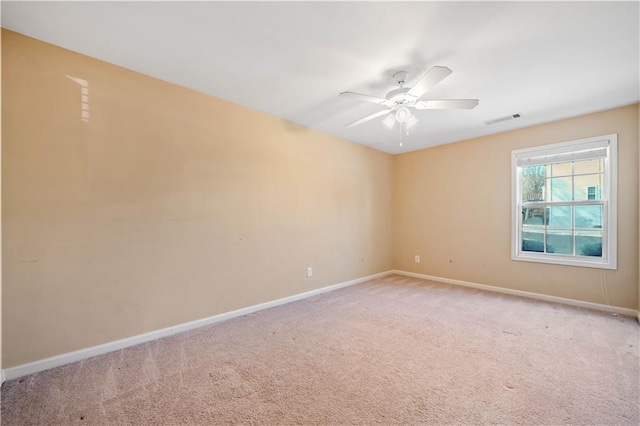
[2,270,393,382]
[393,270,639,318]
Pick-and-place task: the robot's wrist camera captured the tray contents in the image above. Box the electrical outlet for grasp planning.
[415,255,420,263]
[306,266,313,277]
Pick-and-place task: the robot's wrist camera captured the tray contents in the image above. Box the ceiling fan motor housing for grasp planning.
[386,88,416,107]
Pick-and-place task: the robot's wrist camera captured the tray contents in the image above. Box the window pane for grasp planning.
[512,135,616,269]
[574,159,603,175]
[576,231,603,257]
[574,173,603,201]
[546,230,572,255]
[521,179,546,201]
[522,229,544,253]
[521,166,546,201]
[550,162,572,177]
[548,205,571,228]
[522,165,547,179]
[548,177,572,201]
[575,205,603,229]
[522,207,545,226]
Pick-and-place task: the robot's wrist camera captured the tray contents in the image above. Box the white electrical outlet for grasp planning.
[306,266,313,277]
[415,255,420,263]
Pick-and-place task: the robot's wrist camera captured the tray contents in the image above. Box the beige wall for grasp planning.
[394,104,639,310]
[1,26,3,379]
[1,30,393,368]
[2,29,638,370]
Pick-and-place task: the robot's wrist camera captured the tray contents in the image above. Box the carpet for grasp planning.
[1,274,638,424]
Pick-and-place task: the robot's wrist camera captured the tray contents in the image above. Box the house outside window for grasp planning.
[511,134,617,269]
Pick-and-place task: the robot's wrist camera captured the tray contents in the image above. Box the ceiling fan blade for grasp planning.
[340,91,387,104]
[418,99,479,109]
[406,66,452,99]
[345,109,392,128]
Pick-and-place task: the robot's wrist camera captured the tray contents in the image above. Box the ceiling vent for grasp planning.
[484,113,521,125]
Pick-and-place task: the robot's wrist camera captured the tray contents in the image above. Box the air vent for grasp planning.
[484,113,521,125]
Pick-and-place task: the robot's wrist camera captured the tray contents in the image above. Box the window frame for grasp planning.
[511,134,617,270]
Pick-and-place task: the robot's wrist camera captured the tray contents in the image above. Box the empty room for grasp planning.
[1,1,639,425]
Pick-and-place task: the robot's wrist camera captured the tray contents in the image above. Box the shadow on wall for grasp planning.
[281,96,343,134]
[281,119,310,134]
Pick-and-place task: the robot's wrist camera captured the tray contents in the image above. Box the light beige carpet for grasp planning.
[2,274,639,425]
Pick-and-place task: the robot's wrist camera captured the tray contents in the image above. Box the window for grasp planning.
[511,134,617,269]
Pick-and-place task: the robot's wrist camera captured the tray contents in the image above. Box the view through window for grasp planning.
[512,134,617,269]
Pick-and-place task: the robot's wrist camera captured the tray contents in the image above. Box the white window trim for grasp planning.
[511,134,617,270]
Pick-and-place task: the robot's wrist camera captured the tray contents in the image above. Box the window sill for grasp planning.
[511,253,617,270]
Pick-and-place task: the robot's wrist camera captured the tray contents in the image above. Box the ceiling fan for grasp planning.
[340,66,479,131]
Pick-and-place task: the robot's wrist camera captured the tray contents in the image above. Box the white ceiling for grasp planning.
[2,1,639,154]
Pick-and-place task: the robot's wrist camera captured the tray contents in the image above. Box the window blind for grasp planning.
[515,139,609,167]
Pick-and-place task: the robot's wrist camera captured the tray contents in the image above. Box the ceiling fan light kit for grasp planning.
[382,113,396,130]
[340,66,479,145]
[395,107,411,123]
